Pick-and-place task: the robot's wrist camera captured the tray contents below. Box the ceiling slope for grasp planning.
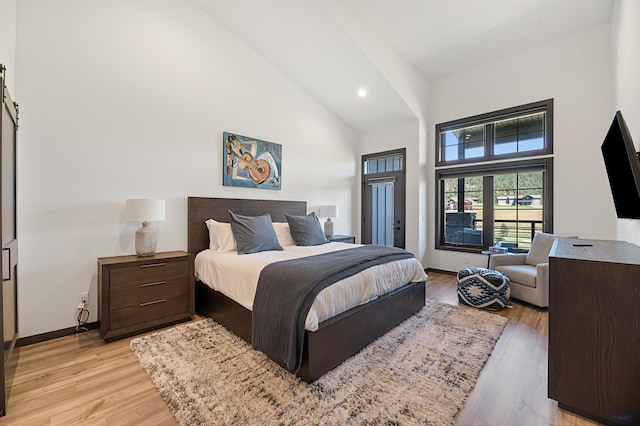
[190,0,613,133]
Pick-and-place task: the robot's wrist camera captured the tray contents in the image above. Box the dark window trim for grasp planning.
[435,99,553,167]
[435,157,554,253]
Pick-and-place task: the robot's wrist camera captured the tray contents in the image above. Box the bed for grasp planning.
[187,196,427,382]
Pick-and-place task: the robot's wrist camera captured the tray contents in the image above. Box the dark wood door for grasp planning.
[361,149,406,248]
[0,65,18,417]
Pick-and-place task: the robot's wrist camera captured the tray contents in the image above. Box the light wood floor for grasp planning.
[0,272,600,425]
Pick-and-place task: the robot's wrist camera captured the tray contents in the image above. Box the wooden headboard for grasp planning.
[187,197,307,255]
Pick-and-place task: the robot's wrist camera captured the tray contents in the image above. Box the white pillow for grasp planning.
[205,219,219,250]
[205,219,237,252]
[272,222,296,246]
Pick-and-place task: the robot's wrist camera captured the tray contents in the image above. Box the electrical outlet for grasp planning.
[464,256,470,264]
[78,292,89,307]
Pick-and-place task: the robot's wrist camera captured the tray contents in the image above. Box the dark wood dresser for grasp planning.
[98,251,194,342]
[548,238,640,425]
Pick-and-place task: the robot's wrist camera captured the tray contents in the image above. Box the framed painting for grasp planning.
[223,132,282,190]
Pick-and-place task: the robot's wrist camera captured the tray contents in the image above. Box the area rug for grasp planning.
[130,299,508,425]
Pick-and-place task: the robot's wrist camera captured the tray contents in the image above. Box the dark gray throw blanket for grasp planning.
[252,245,416,373]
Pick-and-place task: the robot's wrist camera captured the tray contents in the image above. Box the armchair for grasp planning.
[488,232,558,308]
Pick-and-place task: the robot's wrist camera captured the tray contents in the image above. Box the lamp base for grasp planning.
[135,221,157,256]
[324,218,334,238]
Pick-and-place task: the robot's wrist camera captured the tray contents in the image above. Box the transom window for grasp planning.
[436,99,552,166]
[435,100,554,252]
[364,153,403,174]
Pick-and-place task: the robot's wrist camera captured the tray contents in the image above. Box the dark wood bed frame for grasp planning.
[187,196,426,382]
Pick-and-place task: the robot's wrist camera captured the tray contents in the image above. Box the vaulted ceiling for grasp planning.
[191,0,614,133]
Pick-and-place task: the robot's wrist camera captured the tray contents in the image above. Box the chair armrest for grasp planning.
[536,262,550,306]
[489,253,527,269]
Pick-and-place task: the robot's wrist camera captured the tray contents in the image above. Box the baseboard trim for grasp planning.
[17,269,448,347]
[16,322,99,348]
[425,268,456,275]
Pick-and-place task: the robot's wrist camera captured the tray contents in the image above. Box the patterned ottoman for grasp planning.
[457,267,510,311]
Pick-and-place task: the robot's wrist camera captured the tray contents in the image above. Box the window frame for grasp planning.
[434,99,554,253]
[435,158,554,252]
[435,99,553,167]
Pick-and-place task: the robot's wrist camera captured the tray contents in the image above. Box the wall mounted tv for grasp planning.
[601,110,640,219]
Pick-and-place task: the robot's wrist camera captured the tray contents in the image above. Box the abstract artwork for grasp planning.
[223,132,282,190]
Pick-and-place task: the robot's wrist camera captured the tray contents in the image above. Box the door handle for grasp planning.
[2,247,10,282]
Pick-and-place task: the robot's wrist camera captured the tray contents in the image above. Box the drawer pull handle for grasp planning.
[140,263,166,268]
[2,247,10,282]
[139,281,166,288]
[139,299,166,307]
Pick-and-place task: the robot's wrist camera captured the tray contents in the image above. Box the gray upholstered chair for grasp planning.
[488,232,558,308]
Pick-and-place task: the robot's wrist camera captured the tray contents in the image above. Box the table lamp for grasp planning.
[318,205,338,237]
[126,199,166,256]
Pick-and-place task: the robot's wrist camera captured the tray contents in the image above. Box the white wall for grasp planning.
[0,0,16,93]
[611,0,640,245]
[15,0,359,337]
[326,0,429,260]
[359,120,422,256]
[428,23,614,272]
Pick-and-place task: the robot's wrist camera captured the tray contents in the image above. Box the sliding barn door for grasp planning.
[0,65,18,417]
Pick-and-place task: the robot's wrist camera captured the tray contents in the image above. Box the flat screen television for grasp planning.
[601,111,640,219]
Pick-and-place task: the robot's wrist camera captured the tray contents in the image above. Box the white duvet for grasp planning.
[195,242,427,331]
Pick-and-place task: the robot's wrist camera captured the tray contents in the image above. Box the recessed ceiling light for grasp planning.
[357,88,367,97]
[531,21,542,29]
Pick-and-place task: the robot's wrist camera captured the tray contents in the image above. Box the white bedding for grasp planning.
[195,242,427,331]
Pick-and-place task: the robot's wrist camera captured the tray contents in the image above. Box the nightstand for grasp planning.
[327,235,356,244]
[98,251,195,342]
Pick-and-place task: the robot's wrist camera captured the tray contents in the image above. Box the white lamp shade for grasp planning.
[126,199,166,222]
[317,205,338,218]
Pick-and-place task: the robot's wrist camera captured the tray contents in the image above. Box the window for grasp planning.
[435,100,553,252]
[494,113,545,154]
[440,124,485,161]
[363,152,403,174]
[436,99,552,166]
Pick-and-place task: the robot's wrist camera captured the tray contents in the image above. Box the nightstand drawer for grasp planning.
[109,295,190,330]
[110,277,189,310]
[110,259,189,288]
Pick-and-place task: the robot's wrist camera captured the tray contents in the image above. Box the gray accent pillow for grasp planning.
[285,212,328,246]
[228,210,283,255]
